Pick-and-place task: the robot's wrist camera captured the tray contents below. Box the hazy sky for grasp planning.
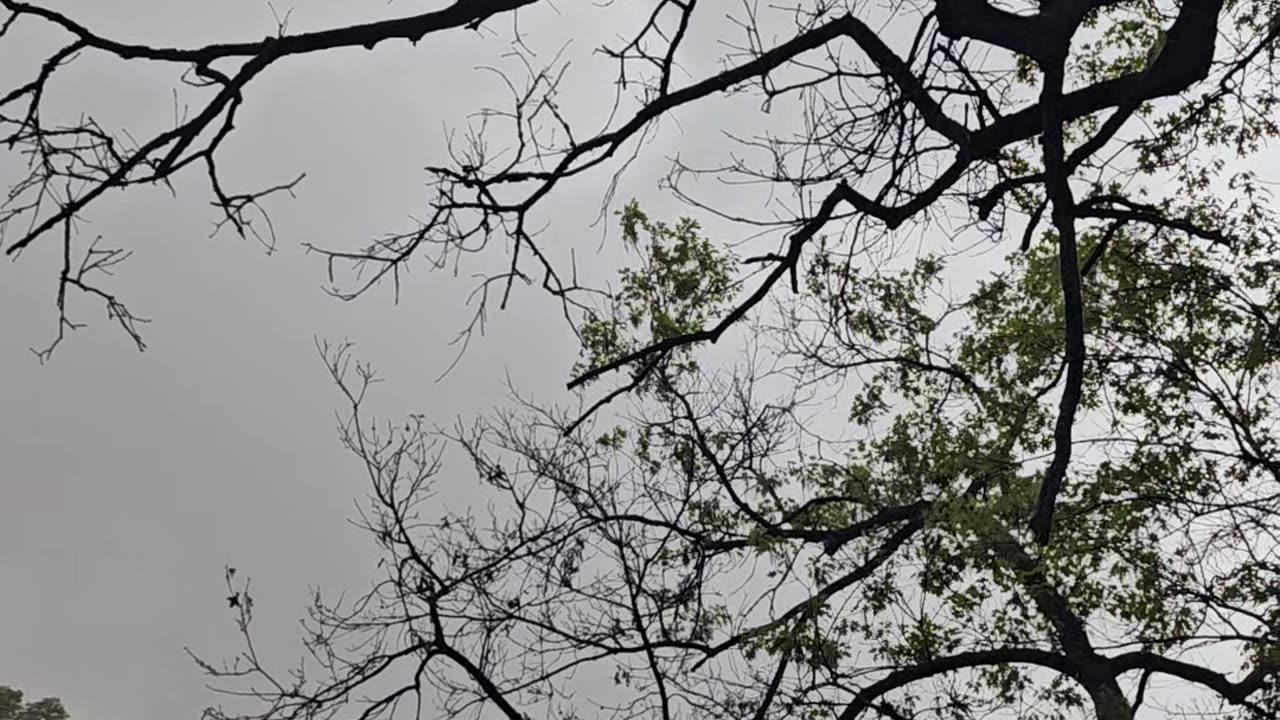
[0,2,659,718]
[0,1,821,718]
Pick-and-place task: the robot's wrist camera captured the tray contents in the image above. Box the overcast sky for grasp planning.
[0,1,825,717]
[0,2,658,718]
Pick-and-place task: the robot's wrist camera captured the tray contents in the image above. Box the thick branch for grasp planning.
[0,0,539,61]
[837,648,1076,720]
[970,0,1225,159]
[935,0,1047,62]
[1028,53,1087,548]
[1111,652,1277,706]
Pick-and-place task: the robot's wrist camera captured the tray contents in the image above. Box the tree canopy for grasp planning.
[3,1,1279,720]
[0,686,69,720]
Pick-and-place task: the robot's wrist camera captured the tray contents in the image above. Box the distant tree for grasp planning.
[6,2,1280,720]
[0,687,68,720]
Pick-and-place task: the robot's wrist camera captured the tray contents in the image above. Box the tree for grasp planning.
[4,1,1279,720]
[0,687,69,720]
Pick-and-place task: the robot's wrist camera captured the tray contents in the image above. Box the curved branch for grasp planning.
[837,648,1076,720]
[1111,652,1277,706]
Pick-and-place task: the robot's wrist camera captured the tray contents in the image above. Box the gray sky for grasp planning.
[0,2,635,718]
[2,3,806,719]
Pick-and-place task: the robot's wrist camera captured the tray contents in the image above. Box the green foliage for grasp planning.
[575,200,735,382]
[0,688,68,720]
[591,177,1277,712]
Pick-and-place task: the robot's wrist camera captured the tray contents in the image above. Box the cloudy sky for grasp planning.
[0,2,688,718]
